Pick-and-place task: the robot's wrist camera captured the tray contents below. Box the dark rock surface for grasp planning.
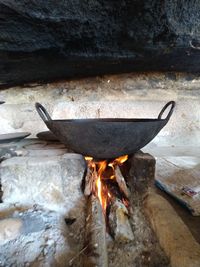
[0,0,200,87]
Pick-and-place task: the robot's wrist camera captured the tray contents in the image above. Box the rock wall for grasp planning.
[1,0,200,86]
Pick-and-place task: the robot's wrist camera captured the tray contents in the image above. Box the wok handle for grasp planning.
[158,101,175,121]
[35,102,52,122]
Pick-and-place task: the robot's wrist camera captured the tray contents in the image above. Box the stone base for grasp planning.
[144,190,200,267]
[0,140,86,213]
[129,151,156,194]
[0,140,87,267]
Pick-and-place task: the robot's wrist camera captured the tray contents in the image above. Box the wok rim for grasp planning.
[48,118,165,123]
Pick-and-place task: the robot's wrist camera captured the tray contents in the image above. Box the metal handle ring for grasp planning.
[35,102,52,122]
[158,101,176,121]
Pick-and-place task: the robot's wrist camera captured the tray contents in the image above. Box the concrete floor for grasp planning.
[157,187,200,244]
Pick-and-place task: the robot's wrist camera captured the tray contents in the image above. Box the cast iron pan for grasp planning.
[35,101,175,159]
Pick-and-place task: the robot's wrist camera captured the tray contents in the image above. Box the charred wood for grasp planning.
[84,166,97,196]
[115,166,130,199]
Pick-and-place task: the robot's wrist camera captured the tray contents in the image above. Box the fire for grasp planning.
[85,156,93,161]
[108,154,128,169]
[115,155,128,164]
[85,155,128,214]
[96,160,107,211]
[96,176,102,206]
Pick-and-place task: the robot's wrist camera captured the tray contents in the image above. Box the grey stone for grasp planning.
[0,147,18,161]
[129,151,156,194]
[1,153,86,213]
[0,149,87,267]
[26,148,68,157]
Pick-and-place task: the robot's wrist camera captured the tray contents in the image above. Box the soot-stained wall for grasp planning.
[0,0,200,86]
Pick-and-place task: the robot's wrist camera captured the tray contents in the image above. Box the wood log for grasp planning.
[115,166,130,199]
[1,1,200,87]
[83,195,108,267]
[84,166,97,196]
[109,198,134,243]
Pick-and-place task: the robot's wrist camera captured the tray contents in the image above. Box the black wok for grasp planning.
[35,101,175,159]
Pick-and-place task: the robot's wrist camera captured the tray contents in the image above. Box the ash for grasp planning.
[0,205,85,267]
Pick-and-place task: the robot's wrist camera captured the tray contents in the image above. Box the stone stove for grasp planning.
[0,139,170,267]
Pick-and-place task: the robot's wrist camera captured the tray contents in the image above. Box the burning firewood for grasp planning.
[84,164,97,196]
[83,195,108,267]
[83,155,133,245]
[115,166,130,199]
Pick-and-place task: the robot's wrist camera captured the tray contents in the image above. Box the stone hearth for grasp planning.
[0,139,200,267]
[0,139,164,267]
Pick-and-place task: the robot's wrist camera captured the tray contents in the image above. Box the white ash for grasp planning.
[0,205,85,267]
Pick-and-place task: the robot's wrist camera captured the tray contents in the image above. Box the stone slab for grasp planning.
[0,153,86,215]
[145,191,200,267]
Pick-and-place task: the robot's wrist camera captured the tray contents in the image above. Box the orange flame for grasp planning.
[116,155,128,164]
[96,176,102,206]
[96,160,107,211]
[85,155,128,213]
[108,154,128,169]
